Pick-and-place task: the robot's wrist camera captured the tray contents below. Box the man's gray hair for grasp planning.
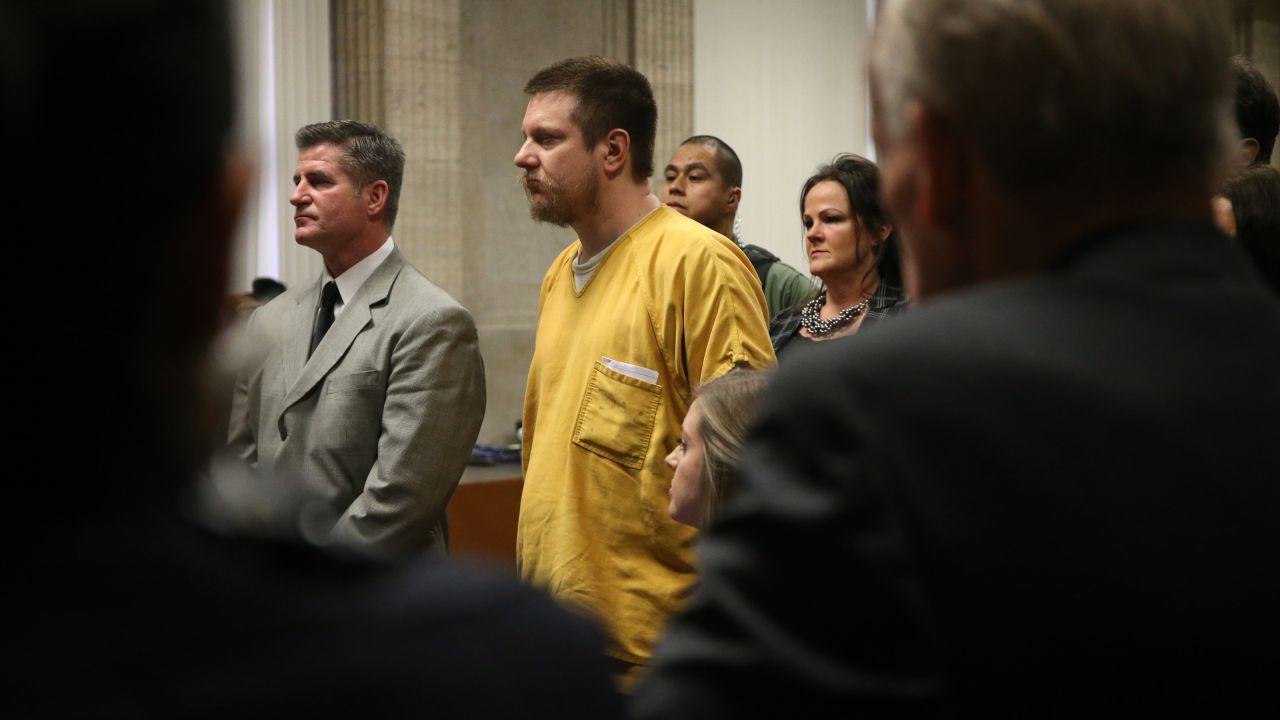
[296,120,407,229]
[872,0,1235,199]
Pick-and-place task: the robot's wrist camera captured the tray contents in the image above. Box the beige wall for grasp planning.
[637,0,696,195]
[459,1,634,445]
[692,0,870,277]
[463,1,693,445]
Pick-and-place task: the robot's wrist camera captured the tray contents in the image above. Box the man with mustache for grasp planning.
[513,56,775,682]
[229,120,485,560]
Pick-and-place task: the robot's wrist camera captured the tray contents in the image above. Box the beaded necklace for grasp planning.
[799,293,869,336]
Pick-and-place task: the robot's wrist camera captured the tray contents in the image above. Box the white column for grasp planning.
[230,0,332,293]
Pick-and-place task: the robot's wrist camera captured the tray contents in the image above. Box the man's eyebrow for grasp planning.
[526,123,564,137]
[293,168,332,185]
[666,162,713,175]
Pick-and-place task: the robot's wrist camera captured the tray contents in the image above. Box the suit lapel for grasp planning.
[279,249,405,412]
[282,278,320,395]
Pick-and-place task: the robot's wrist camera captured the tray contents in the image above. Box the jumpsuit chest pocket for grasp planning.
[571,361,662,470]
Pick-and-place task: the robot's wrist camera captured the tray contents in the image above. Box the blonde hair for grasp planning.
[695,368,770,527]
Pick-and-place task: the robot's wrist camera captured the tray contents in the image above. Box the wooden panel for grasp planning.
[447,474,523,573]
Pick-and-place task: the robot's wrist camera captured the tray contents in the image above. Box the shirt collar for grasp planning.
[322,236,395,307]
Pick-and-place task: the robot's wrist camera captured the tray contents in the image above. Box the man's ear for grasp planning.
[727,186,741,211]
[601,128,631,177]
[1234,137,1261,171]
[365,179,390,219]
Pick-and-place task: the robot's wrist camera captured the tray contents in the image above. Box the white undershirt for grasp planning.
[571,208,660,292]
[321,236,395,318]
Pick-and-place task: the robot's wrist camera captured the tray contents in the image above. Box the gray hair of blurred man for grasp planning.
[871,0,1235,205]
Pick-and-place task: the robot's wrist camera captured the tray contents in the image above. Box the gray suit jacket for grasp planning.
[228,248,485,558]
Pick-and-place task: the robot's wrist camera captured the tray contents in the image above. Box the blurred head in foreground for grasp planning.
[5,0,247,513]
[869,0,1234,299]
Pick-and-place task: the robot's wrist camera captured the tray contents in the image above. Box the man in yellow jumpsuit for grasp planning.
[513,56,776,681]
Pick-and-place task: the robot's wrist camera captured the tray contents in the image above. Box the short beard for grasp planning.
[525,170,598,228]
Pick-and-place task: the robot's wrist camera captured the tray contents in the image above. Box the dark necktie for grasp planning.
[308,281,341,359]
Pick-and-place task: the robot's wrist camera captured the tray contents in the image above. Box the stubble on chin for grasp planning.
[523,171,598,228]
[528,196,574,228]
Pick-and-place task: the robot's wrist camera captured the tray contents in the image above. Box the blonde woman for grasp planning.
[664,369,770,528]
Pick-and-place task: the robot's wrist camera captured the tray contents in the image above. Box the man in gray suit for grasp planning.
[229,120,485,560]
